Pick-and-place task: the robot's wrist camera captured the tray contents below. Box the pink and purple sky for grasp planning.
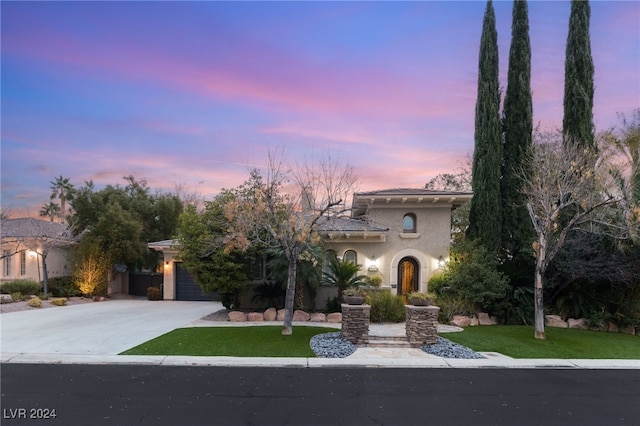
[2,1,639,218]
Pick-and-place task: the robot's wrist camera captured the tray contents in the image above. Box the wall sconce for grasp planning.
[164,261,170,269]
[437,256,445,268]
[368,256,379,272]
[28,250,38,258]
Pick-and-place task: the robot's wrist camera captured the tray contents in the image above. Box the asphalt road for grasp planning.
[2,365,639,426]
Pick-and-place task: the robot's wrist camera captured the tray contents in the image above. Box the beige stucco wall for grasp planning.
[324,205,452,295]
[0,244,71,284]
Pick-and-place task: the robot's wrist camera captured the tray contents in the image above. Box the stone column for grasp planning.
[341,304,370,345]
[405,305,440,347]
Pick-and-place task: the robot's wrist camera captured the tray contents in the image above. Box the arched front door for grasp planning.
[398,257,419,296]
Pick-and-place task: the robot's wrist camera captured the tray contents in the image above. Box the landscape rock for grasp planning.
[490,315,500,325]
[469,315,479,326]
[607,321,619,333]
[326,312,343,323]
[451,315,471,327]
[310,312,327,322]
[264,307,277,321]
[228,311,247,322]
[568,318,589,329]
[619,325,636,335]
[293,310,310,322]
[0,294,13,304]
[277,309,286,321]
[247,312,264,321]
[545,315,568,328]
[477,312,493,326]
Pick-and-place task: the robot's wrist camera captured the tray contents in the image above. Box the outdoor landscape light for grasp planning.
[437,256,445,268]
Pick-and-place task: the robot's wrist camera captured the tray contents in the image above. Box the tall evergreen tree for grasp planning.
[562,0,594,149]
[501,0,534,261]
[468,0,502,253]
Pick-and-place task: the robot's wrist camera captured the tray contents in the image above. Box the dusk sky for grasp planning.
[2,1,639,218]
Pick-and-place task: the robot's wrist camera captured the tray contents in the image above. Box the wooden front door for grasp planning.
[398,257,418,296]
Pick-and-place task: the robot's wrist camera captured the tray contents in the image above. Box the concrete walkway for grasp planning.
[2,299,638,369]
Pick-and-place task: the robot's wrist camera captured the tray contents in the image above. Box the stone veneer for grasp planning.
[341,304,370,345]
[405,305,440,347]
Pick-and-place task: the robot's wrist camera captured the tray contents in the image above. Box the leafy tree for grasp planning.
[177,199,248,309]
[425,160,471,244]
[521,131,629,339]
[467,0,502,253]
[69,176,183,272]
[501,0,535,262]
[563,0,595,150]
[224,151,357,335]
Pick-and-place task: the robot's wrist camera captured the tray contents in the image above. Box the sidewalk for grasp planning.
[1,301,638,369]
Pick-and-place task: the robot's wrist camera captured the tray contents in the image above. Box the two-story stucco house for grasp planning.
[149,188,472,304]
[317,188,472,299]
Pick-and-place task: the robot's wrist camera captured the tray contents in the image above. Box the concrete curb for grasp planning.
[2,352,639,369]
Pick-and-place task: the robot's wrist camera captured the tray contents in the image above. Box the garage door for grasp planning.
[175,263,217,301]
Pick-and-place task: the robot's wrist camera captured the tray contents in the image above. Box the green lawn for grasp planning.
[444,325,640,359]
[120,326,335,357]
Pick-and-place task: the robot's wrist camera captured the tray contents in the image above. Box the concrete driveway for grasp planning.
[1,300,222,356]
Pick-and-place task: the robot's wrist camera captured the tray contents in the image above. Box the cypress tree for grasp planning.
[467,0,502,253]
[501,0,534,261]
[563,0,594,149]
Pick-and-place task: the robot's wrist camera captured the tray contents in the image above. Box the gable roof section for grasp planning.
[1,218,74,241]
[352,188,473,216]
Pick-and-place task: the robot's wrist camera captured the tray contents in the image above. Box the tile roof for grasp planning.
[316,216,388,233]
[1,218,74,240]
[355,188,473,197]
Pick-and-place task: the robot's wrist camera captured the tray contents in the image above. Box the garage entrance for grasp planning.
[175,262,217,301]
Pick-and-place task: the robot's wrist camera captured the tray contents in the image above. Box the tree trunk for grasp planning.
[282,256,298,335]
[534,238,546,340]
[42,253,49,296]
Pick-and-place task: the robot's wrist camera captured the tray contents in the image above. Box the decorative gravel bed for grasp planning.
[422,336,485,359]
[310,332,357,358]
[310,332,485,359]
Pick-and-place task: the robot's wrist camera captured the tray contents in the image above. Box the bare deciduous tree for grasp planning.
[224,151,358,335]
[522,131,631,339]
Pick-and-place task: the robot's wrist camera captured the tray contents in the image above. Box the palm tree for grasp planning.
[39,202,61,222]
[50,175,74,220]
[323,257,368,299]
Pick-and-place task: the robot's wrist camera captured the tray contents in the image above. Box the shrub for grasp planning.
[366,274,383,287]
[251,281,285,309]
[1,279,41,296]
[10,292,25,302]
[324,296,341,313]
[50,297,68,306]
[367,291,406,323]
[48,276,81,297]
[147,287,162,301]
[27,297,42,308]
[435,293,476,324]
[436,240,509,315]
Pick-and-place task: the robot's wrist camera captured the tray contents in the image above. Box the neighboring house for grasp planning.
[149,188,472,305]
[0,218,75,285]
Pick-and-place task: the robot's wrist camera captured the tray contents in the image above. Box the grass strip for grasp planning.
[120,326,335,357]
[443,325,640,359]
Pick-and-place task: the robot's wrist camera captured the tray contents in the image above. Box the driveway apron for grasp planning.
[1,300,221,355]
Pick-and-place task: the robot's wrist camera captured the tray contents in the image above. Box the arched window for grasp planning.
[343,250,357,264]
[322,250,337,278]
[402,213,417,233]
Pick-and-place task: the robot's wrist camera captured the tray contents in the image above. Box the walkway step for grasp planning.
[366,339,412,349]
[368,335,407,342]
